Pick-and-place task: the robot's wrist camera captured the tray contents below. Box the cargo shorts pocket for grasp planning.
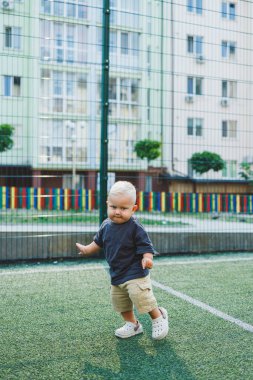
[128,280,157,313]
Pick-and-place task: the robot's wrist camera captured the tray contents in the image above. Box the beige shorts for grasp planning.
[110,275,158,314]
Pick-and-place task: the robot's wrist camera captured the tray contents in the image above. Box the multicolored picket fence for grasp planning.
[0,186,253,214]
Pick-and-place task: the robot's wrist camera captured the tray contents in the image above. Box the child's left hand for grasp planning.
[142,257,153,269]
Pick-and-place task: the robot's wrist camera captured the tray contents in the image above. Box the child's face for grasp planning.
[107,194,137,224]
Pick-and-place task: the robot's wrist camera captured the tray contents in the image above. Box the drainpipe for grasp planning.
[170,0,175,172]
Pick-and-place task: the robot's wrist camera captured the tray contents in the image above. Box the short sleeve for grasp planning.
[93,221,107,248]
[134,223,155,255]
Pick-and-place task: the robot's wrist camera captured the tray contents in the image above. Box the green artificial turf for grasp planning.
[0,254,252,380]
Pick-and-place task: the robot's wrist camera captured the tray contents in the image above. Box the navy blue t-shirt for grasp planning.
[94,216,156,285]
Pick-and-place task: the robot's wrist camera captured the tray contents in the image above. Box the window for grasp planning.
[120,0,139,27]
[187,0,202,14]
[41,21,87,64]
[66,24,75,63]
[108,77,140,119]
[46,21,88,64]
[40,0,87,19]
[67,1,76,17]
[98,29,140,57]
[187,77,203,95]
[222,80,237,98]
[132,33,140,56]
[109,78,117,100]
[221,2,236,20]
[120,32,140,57]
[222,41,236,58]
[76,25,87,63]
[222,120,237,138]
[41,0,51,14]
[121,33,128,55]
[40,70,87,114]
[187,118,203,136]
[108,124,118,162]
[4,27,21,49]
[40,20,51,61]
[110,0,139,27]
[187,36,194,53]
[66,73,74,96]
[110,31,117,53]
[51,120,63,162]
[54,23,64,63]
[126,139,134,163]
[187,35,203,55]
[54,0,64,16]
[187,0,194,12]
[78,0,87,19]
[222,160,237,178]
[4,76,21,97]
[53,71,63,96]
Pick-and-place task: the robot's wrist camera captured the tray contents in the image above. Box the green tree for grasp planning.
[134,139,161,164]
[0,124,14,153]
[190,151,225,174]
[239,162,253,181]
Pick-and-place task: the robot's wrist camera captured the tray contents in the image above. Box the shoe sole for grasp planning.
[115,326,143,339]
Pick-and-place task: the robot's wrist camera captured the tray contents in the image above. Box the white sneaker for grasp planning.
[152,307,169,340]
[115,321,143,339]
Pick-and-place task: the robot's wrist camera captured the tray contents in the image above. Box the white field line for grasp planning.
[152,280,253,333]
[154,256,253,267]
[0,256,252,277]
[0,265,105,276]
[1,256,253,332]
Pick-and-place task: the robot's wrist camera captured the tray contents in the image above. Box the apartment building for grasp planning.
[166,0,253,182]
[0,0,252,190]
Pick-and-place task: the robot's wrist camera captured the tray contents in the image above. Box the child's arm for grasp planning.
[142,252,153,269]
[76,242,101,256]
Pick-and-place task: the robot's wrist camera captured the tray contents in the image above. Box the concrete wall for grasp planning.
[1,231,253,262]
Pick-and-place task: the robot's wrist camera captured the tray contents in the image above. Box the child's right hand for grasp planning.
[142,257,153,269]
[76,243,87,255]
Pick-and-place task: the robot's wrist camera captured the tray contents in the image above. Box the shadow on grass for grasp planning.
[81,334,196,380]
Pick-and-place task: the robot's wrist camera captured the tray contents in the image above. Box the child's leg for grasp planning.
[148,307,162,319]
[111,284,143,338]
[125,277,169,340]
[121,310,137,324]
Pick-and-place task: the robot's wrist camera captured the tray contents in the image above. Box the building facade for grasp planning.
[0,0,252,190]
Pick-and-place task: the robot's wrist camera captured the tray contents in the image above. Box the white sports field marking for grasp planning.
[0,256,252,277]
[154,256,253,267]
[152,280,253,333]
[0,265,105,276]
[1,257,253,332]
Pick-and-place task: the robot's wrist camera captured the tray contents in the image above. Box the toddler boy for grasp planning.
[76,181,168,340]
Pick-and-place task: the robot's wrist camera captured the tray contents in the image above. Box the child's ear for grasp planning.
[133,204,138,212]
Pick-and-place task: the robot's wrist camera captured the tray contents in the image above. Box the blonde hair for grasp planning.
[108,181,136,204]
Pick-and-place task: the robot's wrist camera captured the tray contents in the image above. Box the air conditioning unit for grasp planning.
[220,98,229,107]
[1,0,14,9]
[185,94,194,103]
[196,55,205,63]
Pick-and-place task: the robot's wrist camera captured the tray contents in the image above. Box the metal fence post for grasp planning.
[99,0,110,225]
